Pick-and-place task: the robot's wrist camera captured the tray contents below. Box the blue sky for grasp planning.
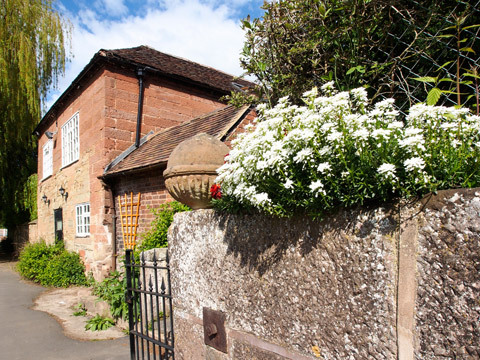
[47,0,265,109]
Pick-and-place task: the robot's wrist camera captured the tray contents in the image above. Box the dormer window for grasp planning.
[62,112,79,167]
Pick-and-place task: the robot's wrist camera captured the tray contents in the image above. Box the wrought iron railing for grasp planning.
[125,249,175,360]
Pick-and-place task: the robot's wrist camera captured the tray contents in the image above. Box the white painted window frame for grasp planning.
[42,140,53,179]
[62,112,79,167]
[76,203,90,237]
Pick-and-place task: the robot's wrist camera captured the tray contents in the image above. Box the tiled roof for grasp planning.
[36,45,253,133]
[103,105,251,177]
[101,46,252,93]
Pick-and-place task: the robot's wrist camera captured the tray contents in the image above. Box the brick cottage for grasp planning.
[34,46,255,279]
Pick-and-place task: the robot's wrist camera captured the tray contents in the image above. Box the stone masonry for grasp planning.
[168,188,480,359]
[37,64,225,280]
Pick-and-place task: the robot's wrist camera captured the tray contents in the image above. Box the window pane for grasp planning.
[62,113,80,167]
[42,141,53,179]
[76,203,90,236]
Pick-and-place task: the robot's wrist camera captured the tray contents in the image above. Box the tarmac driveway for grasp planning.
[0,261,130,360]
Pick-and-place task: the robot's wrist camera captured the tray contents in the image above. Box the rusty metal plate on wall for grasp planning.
[203,307,227,353]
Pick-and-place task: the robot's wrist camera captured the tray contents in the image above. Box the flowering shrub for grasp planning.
[215,83,480,217]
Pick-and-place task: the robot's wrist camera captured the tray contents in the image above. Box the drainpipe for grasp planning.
[112,213,117,271]
[135,68,145,148]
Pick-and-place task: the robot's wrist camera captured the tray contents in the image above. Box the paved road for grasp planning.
[0,259,130,360]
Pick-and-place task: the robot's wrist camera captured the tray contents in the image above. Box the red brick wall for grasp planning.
[224,108,257,147]
[111,166,174,255]
[103,67,226,162]
[37,67,106,258]
[102,67,227,265]
[37,62,230,279]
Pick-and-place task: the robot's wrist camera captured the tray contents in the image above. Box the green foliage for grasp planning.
[235,0,478,109]
[37,251,87,287]
[146,314,164,331]
[85,314,115,331]
[22,174,38,221]
[0,0,70,227]
[237,0,397,105]
[413,13,480,112]
[72,303,87,317]
[17,241,63,281]
[17,241,87,287]
[92,271,128,320]
[138,202,190,252]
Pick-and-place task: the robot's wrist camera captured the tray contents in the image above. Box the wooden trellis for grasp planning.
[118,192,141,250]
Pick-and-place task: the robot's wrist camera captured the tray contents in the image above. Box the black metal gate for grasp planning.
[125,249,175,360]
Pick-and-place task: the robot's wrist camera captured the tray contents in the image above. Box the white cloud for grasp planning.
[46,0,257,110]
[97,0,129,17]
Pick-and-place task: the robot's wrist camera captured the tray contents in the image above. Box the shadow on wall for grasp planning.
[217,204,399,276]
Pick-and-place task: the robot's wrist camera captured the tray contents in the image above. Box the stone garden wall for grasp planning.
[10,220,38,256]
[168,188,480,360]
[415,189,480,359]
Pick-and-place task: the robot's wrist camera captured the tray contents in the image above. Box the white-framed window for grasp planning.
[76,203,90,236]
[62,112,79,167]
[42,140,53,179]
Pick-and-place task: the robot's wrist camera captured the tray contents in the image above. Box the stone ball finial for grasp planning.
[163,133,229,209]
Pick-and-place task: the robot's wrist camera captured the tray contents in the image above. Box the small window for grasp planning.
[76,203,90,236]
[42,140,53,179]
[62,112,79,167]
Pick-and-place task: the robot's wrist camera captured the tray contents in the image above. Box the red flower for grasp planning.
[210,183,222,200]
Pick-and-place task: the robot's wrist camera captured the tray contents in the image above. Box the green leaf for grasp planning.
[436,61,454,71]
[413,76,437,83]
[441,90,460,94]
[441,25,457,31]
[346,65,365,75]
[242,19,251,29]
[318,3,326,17]
[427,87,442,106]
[463,24,480,30]
[460,47,476,54]
[438,78,456,83]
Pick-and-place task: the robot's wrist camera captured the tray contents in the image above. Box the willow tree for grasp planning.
[0,0,70,227]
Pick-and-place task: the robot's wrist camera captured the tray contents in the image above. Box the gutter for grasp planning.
[112,214,117,270]
[100,161,167,181]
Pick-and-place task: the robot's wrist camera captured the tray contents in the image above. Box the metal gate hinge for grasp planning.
[203,307,227,353]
